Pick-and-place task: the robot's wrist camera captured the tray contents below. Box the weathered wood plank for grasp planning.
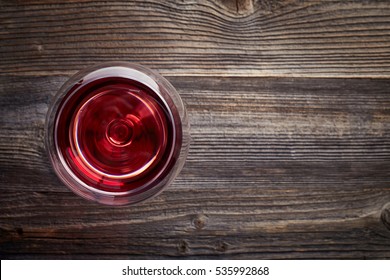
[1,0,390,77]
[1,75,389,258]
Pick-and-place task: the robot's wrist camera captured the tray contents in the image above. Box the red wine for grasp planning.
[46,63,188,205]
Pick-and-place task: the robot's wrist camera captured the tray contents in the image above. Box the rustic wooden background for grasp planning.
[1,0,390,259]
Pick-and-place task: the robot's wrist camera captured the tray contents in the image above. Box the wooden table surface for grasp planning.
[1,0,390,259]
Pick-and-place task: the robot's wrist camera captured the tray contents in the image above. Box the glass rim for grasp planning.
[45,61,189,205]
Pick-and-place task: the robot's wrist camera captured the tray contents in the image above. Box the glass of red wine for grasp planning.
[46,62,189,205]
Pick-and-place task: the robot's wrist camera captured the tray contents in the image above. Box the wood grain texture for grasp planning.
[1,0,390,259]
[1,75,390,259]
[1,0,390,77]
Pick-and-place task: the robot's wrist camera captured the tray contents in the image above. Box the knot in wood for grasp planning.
[217,0,254,15]
[177,239,189,254]
[381,203,390,231]
[216,240,229,252]
[192,214,208,230]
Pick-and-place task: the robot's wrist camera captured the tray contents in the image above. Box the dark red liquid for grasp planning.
[55,74,180,193]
